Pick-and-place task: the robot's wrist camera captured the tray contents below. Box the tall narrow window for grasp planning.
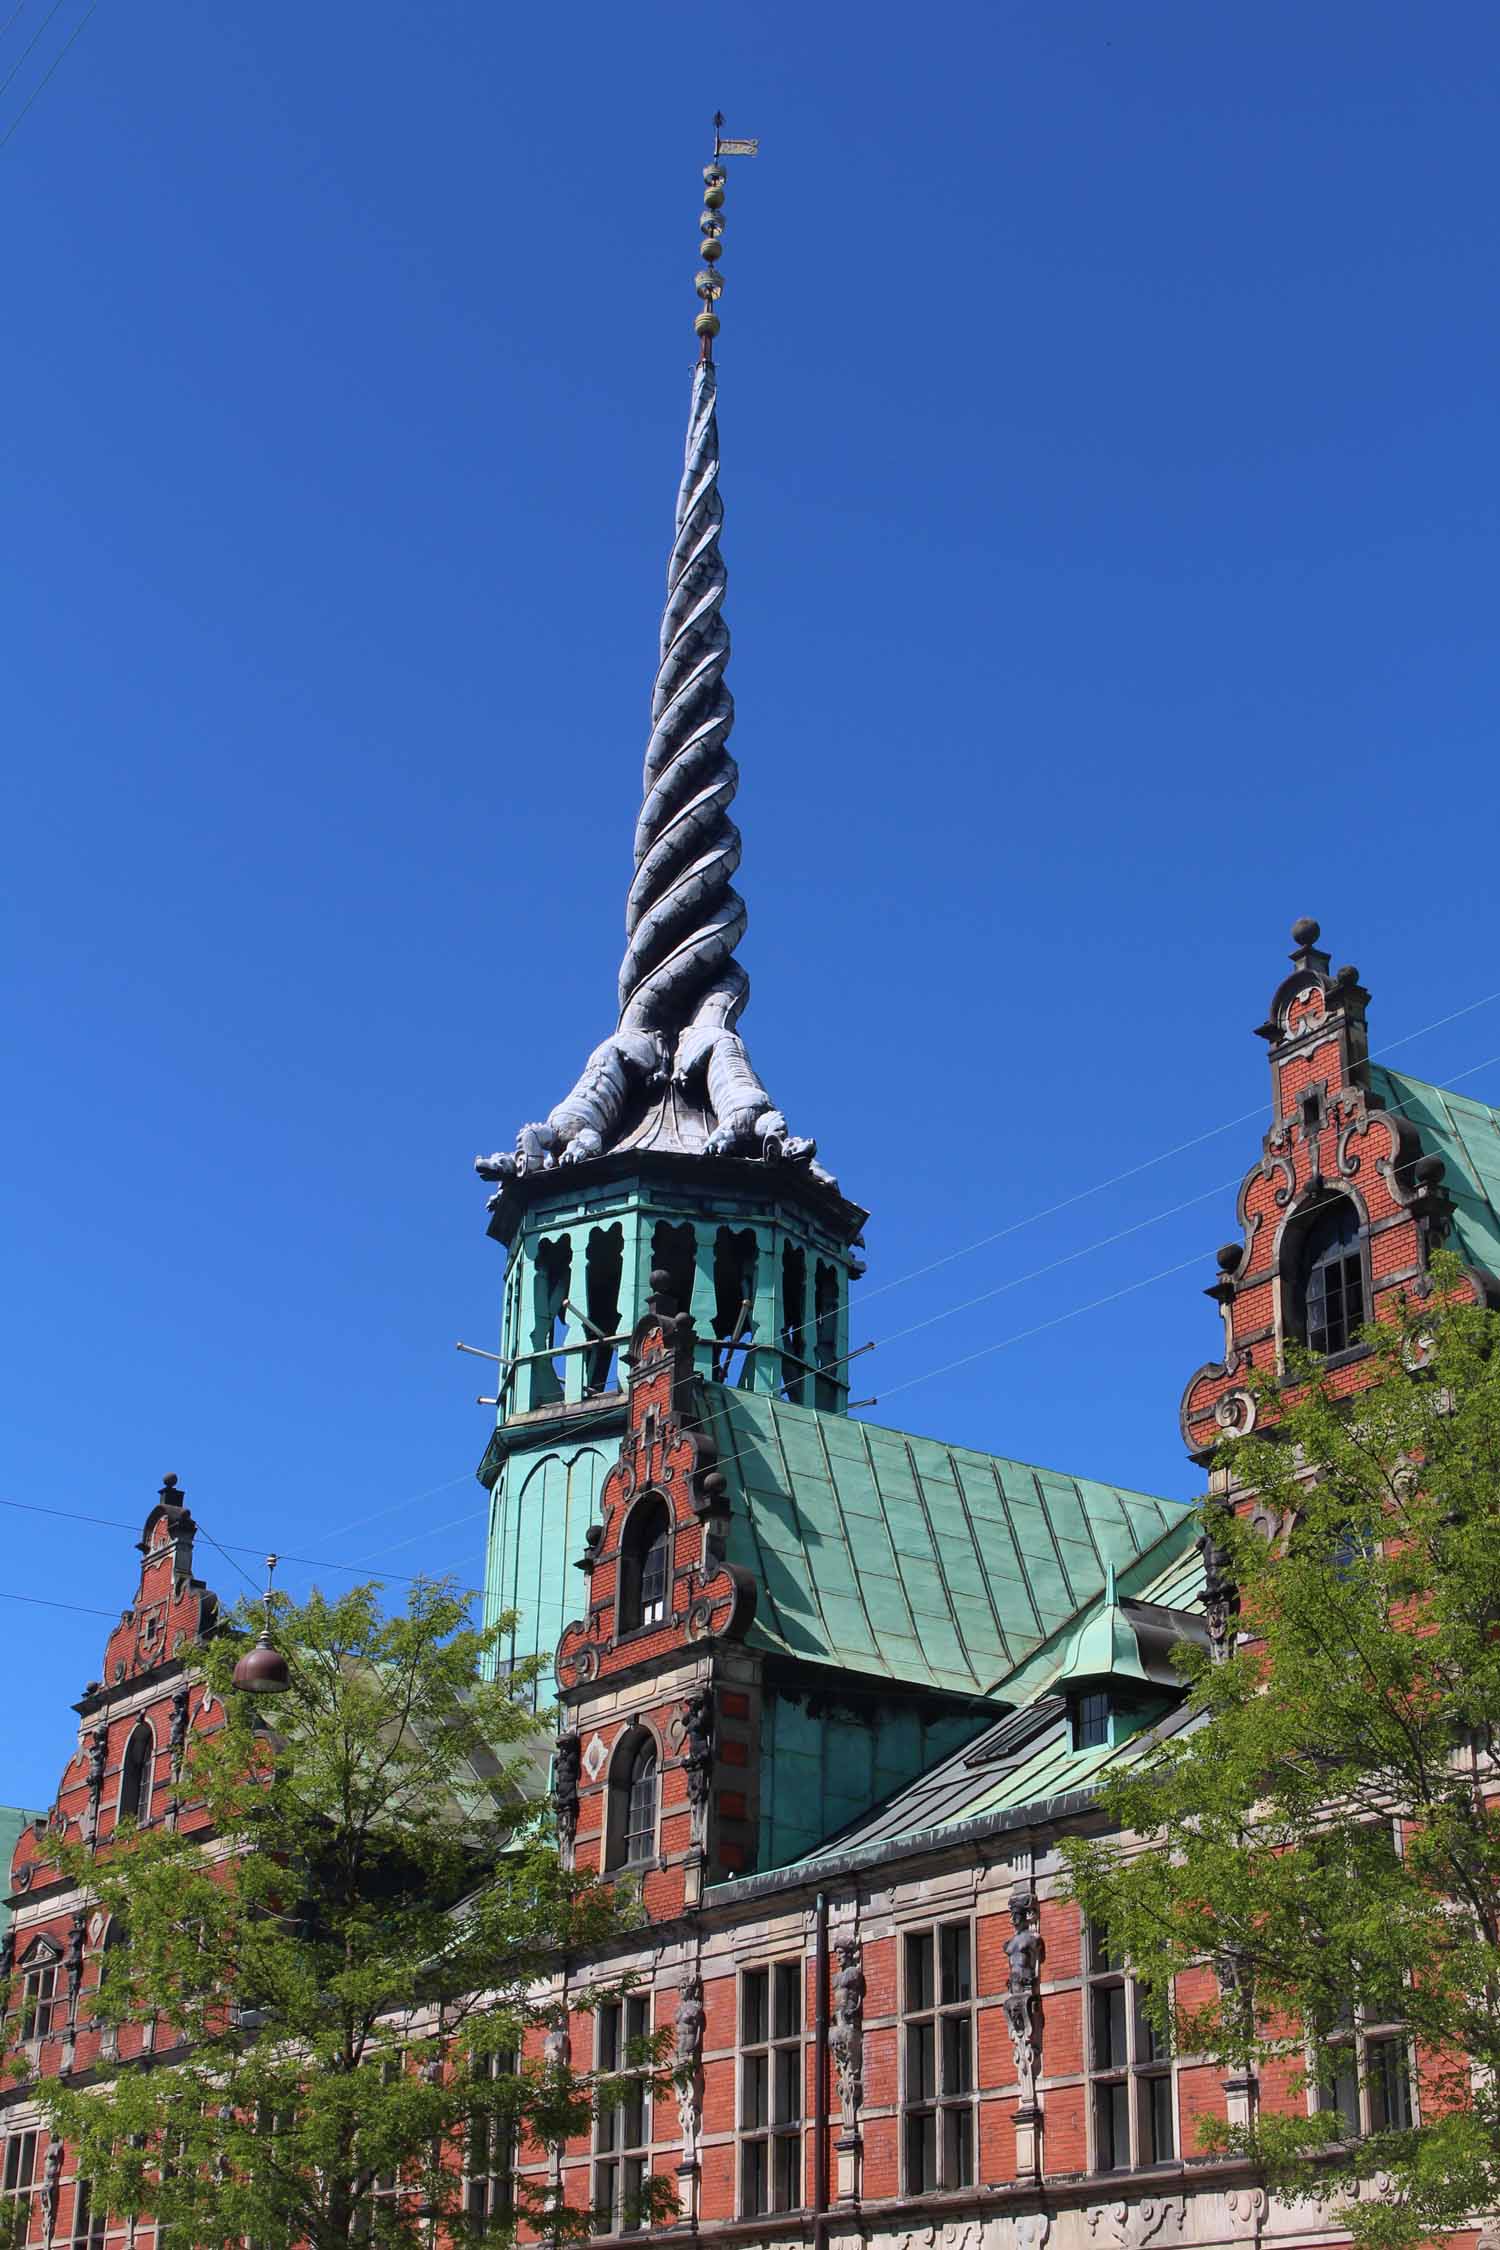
[1,2133,38,2250]
[1294,1199,1365,1358]
[465,2048,518,2227]
[18,1942,59,2043]
[69,2175,106,2250]
[1086,1922,1175,2170]
[617,1498,671,1636]
[902,1922,975,2193]
[353,2056,403,2239]
[606,1732,659,1871]
[118,1722,154,1824]
[740,1962,803,2216]
[594,1995,651,2234]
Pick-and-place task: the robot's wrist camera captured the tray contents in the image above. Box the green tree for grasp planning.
[1065,1259,1500,2250]
[23,1578,672,2248]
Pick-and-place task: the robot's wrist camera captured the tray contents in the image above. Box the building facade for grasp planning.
[7,152,1500,2250]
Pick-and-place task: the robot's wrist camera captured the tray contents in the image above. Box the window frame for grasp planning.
[738,1959,804,2218]
[900,1918,976,2196]
[593,1994,652,2235]
[69,2173,107,2250]
[1085,1921,1177,2174]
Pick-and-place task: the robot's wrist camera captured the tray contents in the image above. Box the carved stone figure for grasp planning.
[41,2137,63,2246]
[476,357,830,1189]
[169,1680,191,1758]
[542,2014,571,2071]
[829,1938,865,2134]
[64,1913,86,2017]
[1002,1885,1043,2110]
[553,1732,581,1856]
[680,1687,715,1842]
[1199,1527,1240,1663]
[674,1975,706,2160]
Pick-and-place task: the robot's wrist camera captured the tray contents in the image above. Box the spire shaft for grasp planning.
[617,357,744,1033]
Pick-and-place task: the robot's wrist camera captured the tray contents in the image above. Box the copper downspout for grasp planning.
[813,1889,830,2250]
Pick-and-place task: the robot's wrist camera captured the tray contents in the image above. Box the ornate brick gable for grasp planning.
[1180,920,1492,1464]
[554,1272,762,1910]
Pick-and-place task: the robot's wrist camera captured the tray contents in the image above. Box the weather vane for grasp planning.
[695,112,758,359]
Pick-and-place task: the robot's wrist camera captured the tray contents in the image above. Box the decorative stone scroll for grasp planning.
[1085,2197,1186,2250]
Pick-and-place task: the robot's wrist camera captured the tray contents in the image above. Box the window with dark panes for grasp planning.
[1086,1922,1175,2170]
[19,1944,58,2043]
[69,2175,107,2249]
[739,1961,802,2216]
[618,1498,671,1635]
[902,1921,975,2193]
[1,2134,38,2250]
[1313,2006,1415,2139]
[465,2047,518,2227]
[594,1995,652,2233]
[1075,1691,1112,1750]
[1296,1199,1365,1358]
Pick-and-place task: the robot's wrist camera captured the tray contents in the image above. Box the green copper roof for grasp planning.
[701,1390,1193,1701]
[1368,1065,1500,1280]
[794,1523,1209,1863]
[1053,1562,1154,1691]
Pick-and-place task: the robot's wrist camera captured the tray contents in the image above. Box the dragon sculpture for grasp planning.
[478,172,829,1194]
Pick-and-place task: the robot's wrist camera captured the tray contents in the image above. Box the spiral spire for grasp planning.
[617,341,743,1033]
[475,128,842,1191]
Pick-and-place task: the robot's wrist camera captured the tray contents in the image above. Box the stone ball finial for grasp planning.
[1290,917,1321,948]
[1414,1153,1445,1189]
[650,1269,673,1298]
[160,1473,179,1492]
[1216,1243,1242,1274]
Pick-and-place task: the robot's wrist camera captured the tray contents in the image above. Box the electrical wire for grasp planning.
[0,0,92,148]
[0,0,71,106]
[0,1495,434,1587]
[1,1589,118,1618]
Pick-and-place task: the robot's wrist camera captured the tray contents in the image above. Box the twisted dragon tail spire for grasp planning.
[618,355,746,1034]
[476,131,833,1190]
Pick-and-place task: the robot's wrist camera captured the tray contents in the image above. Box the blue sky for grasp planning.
[5,2,1499,1804]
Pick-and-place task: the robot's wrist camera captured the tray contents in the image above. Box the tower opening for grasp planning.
[530,1236,573,1406]
[584,1224,624,1396]
[781,1242,808,1405]
[814,1258,840,1411]
[651,1221,697,1316]
[713,1226,758,1385]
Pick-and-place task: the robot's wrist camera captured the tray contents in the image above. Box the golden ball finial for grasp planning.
[694,310,721,339]
[702,183,725,209]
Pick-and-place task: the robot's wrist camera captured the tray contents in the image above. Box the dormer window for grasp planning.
[617,1497,670,1636]
[1075,1691,1113,1751]
[1294,1198,1365,1358]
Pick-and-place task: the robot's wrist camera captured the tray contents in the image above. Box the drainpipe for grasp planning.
[813,1889,829,2250]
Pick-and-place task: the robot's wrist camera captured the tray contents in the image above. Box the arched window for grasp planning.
[617,1497,670,1636]
[1293,1199,1366,1358]
[606,1732,658,1870]
[118,1722,154,1824]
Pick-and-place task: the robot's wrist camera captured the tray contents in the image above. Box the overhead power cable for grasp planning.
[0,0,93,148]
[0,1494,437,1587]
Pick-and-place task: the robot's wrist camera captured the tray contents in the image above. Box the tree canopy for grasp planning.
[27,1578,671,2248]
[1066,1258,1500,2250]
